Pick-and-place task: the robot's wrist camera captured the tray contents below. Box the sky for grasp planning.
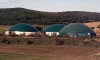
[0,0,100,12]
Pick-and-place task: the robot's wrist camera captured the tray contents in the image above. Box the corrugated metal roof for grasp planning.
[43,24,65,32]
[7,23,39,32]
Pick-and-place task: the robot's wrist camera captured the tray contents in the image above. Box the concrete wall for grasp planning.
[45,32,59,36]
[5,31,39,36]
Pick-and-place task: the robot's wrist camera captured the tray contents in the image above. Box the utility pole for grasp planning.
[43,18,44,30]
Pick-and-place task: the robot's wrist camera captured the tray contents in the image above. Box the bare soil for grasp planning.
[0,45,100,60]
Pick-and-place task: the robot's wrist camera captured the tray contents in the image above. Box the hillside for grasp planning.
[0,8,100,25]
[84,22,100,36]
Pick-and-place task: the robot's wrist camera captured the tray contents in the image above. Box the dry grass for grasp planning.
[84,21,100,36]
[0,25,10,32]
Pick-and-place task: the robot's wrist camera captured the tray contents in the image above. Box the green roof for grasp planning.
[7,23,39,32]
[43,24,65,32]
[60,23,95,34]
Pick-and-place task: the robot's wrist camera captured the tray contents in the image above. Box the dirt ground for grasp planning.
[0,45,100,60]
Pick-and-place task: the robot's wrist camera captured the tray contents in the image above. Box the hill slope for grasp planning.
[0,8,100,25]
[84,22,100,36]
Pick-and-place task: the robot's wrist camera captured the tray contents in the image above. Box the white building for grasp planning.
[5,23,39,36]
[43,24,65,36]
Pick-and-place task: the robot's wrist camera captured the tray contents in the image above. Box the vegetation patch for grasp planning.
[0,31,100,48]
[0,28,5,32]
[0,53,50,60]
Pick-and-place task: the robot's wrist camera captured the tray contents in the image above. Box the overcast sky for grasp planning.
[0,0,100,12]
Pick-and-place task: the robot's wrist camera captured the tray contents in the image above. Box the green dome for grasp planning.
[7,23,39,32]
[60,23,96,35]
[43,24,65,32]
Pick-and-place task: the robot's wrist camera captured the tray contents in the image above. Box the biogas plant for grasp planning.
[5,23,96,38]
[5,23,39,36]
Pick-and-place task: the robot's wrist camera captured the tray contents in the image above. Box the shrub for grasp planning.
[79,42,84,46]
[53,38,64,45]
[0,39,9,44]
[0,36,9,44]
[57,35,62,37]
[0,31,5,36]
[16,40,20,43]
[24,40,33,45]
[91,27,95,29]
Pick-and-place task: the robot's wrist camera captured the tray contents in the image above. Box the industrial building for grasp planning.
[5,23,39,36]
[60,23,96,37]
[43,24,65,36]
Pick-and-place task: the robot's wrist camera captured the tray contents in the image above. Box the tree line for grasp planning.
[0,8,100,25]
